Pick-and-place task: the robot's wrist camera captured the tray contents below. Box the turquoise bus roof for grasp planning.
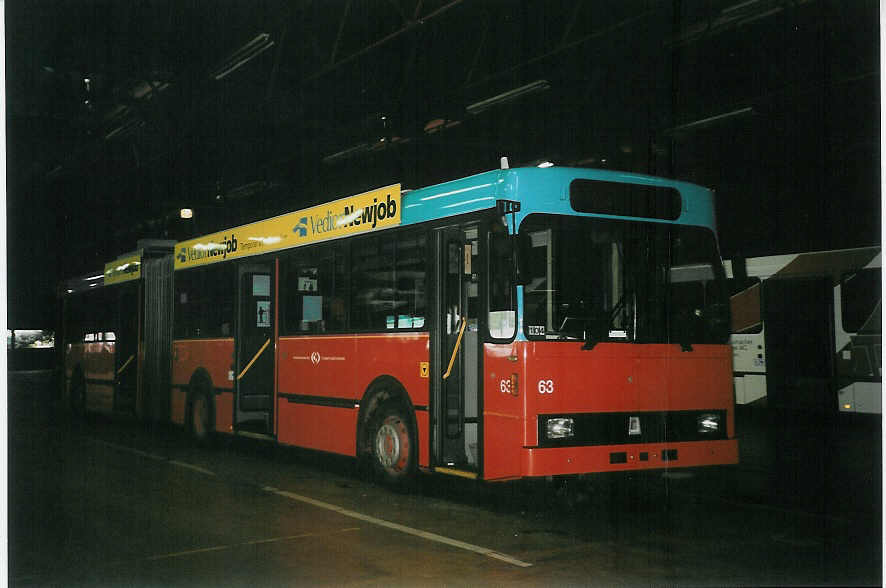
[401,166,716,231]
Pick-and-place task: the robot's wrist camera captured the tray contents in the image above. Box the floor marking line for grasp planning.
[244,528,360,546]
[97,440,218,478]
[146,545,229,561]
[169,459,217,477]
[96,440,166,461]
[133,528,361,564]
[262,486,533,568]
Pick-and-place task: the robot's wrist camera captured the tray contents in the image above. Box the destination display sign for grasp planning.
[174,184,401,270]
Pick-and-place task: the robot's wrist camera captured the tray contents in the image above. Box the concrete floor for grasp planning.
[8,371,882,586]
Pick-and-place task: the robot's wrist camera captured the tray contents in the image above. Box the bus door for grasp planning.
[235,264,275,435]
[114,281,140,414]
[434,225,481,474]
[762,276,835,413]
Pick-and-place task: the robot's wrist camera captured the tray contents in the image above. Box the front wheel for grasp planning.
[369,401,417,485]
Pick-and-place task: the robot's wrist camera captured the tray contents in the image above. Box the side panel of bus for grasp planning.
[171,338,235,429]
[276,334,429,461]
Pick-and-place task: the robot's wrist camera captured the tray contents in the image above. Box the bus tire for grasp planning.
[368,400,417,485]
[187,377,214,446]
[69,369,86,417]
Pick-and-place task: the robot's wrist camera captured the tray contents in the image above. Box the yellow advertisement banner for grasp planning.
[174,184,400,270]
[104,251,142,285]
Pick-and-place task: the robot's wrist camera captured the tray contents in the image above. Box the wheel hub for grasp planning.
[375,417,408,472]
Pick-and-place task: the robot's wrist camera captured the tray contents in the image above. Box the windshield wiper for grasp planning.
[581,327,600,350]
[582,295,633,351]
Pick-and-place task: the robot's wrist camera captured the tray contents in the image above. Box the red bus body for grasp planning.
[484,342,736,480]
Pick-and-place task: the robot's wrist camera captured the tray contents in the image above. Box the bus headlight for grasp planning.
[697,413,720,434]
[545,417,574,439]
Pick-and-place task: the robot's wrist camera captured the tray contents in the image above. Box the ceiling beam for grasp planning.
[328,0,353,67]
[463,7,658,91]
[304,0,465,83]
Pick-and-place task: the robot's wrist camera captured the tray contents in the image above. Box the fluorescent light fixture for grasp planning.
[466,79,550,115]
[322,143,369,165]
[180,208,193,219]
[665,106,754,134]
[224,180,273,201]
[132,80,170,99]
[212,33,274,80]
[104,118,144,140]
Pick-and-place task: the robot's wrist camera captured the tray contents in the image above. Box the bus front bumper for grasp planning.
[522,439,738,478]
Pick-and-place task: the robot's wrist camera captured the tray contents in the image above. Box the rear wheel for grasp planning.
[189,387,214,446]
[369,401,417,485]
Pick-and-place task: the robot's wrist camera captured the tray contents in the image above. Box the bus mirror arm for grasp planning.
[496,199,527,286]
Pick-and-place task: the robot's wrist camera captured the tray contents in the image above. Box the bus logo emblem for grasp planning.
[310,352,320,365]
[628,416,641,436]
[293,218,308,237]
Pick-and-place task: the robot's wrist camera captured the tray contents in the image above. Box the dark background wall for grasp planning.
[6,0,880,329]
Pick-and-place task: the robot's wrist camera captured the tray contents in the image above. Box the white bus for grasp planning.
[725,247,881,414]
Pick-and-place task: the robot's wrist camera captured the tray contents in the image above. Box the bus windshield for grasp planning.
[520,214,729,345]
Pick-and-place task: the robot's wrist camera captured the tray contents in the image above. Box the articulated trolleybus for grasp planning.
[62,166,738,483]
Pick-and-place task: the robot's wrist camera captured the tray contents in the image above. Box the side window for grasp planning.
[465,226,480,326]
[351,235,395,330]
[726,277,762,334]
[208,264,236,337]
[327,245,349,331]
[394,231,427,329]
[842,268,881,334]
[71,287,118,340]
[174,265,236,338]
[174,269,196,338]
[851,346,873,377]
[351,230,427,332]
[282,244,349,334]
[280,232,426,334]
